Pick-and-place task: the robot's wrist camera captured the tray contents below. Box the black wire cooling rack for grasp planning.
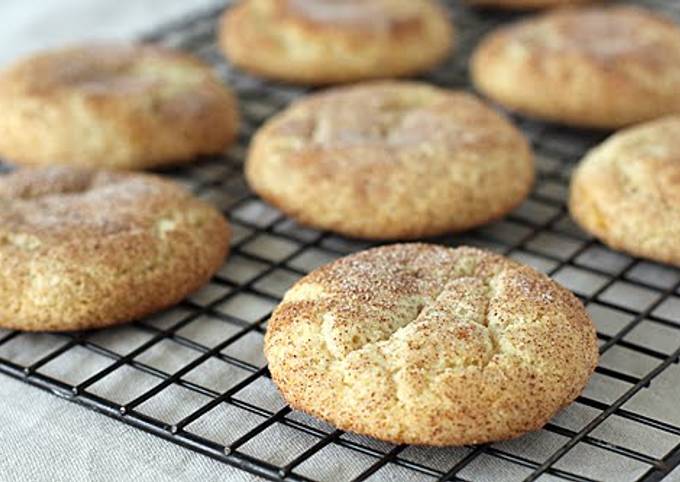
[2,1,680,481]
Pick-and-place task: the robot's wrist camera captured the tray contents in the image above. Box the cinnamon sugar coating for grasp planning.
[471,6,680,128]
[0,43,239,169]
[0,166,230,331]
[219,0,454,84]
[265,244,598,445]
[570,116,680,266]
[246,81,534,239]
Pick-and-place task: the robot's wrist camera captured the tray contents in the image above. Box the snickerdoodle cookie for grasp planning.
[265,243,598,445]
[0,166,230,332]
[471,6,680,129]
[570,116,680,266]
[0,43,239,169]
[246,81,534,240]
[466,0,602,10]
[219,0,454,84]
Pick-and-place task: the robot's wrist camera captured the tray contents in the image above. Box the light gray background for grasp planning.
[0,0,223,66]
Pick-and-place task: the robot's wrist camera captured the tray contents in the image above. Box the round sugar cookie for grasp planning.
[570,115,680,266]
[0,166,230,331]
[219,0,454,84]
[265,243,598,446]
[471,6,680,129]
[246,81,534,240]
[0,43,239,169]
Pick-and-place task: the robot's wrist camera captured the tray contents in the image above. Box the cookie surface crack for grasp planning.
[323,268,462,364]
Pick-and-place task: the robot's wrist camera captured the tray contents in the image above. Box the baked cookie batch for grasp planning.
[0,167,230,331]
[0,44,239,169]
[266,244,597,445]
[570,116,680,266]
[472,6,680,128]
[246,81,534,239]
[220,0,454,84]
[1,0,678,447]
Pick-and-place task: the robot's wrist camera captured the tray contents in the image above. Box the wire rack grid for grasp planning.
[1,1,680,481]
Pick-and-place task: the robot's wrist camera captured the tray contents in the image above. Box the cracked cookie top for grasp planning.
[246,81,534,240]
[260,81,518,149]
[570,115,680,267]
[0,166,230,332]
[265,243,598,446]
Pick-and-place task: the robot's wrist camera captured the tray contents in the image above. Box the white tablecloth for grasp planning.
[0,375,260,482]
